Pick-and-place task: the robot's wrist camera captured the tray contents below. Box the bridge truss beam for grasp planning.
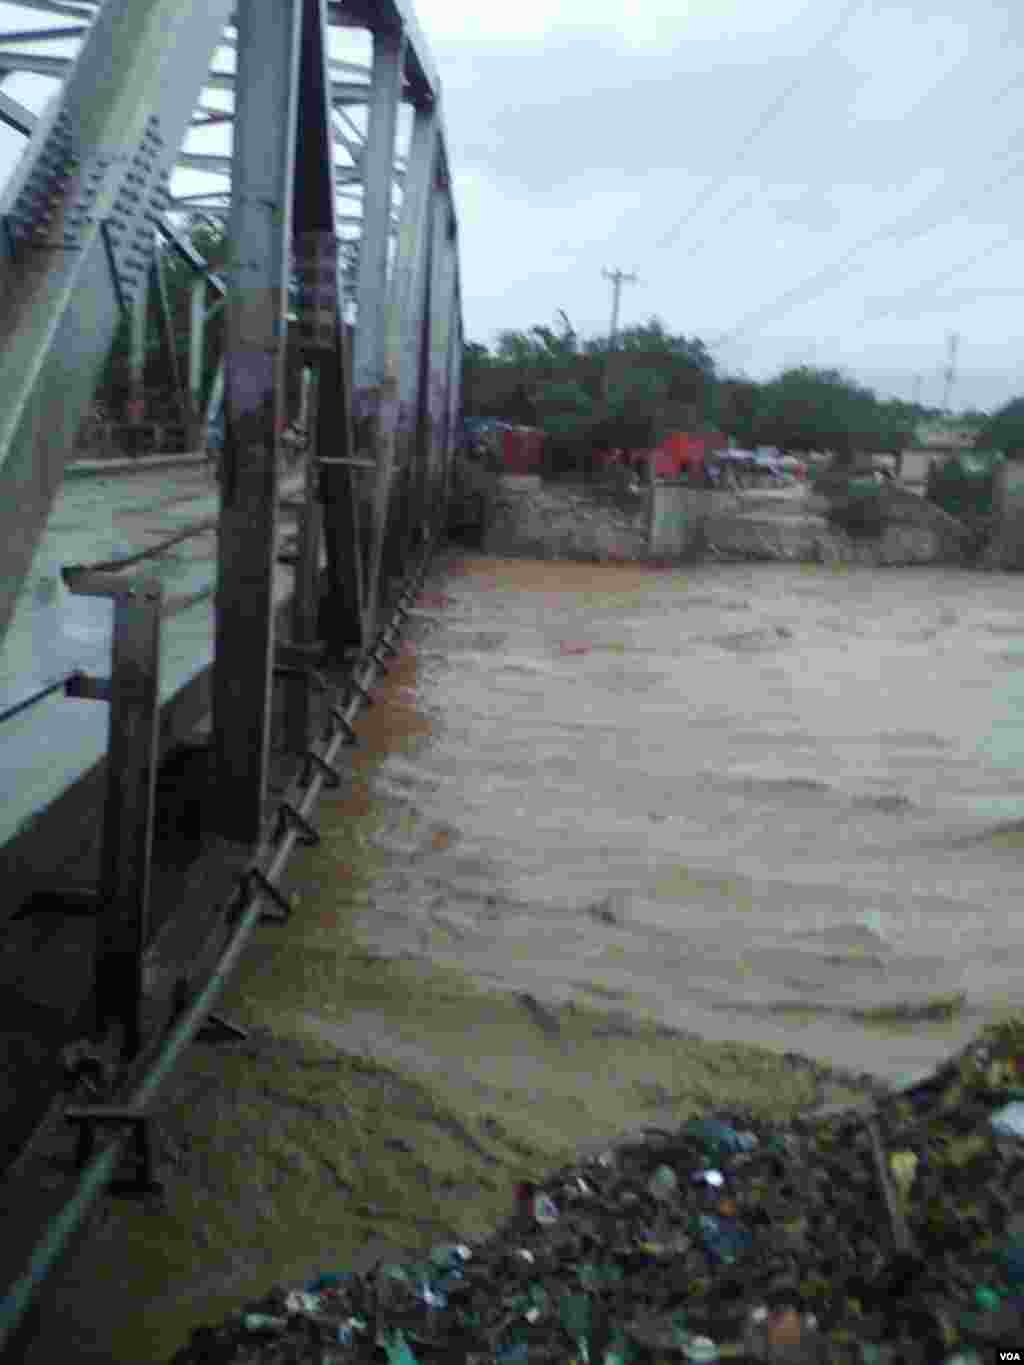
[0,0,463,846]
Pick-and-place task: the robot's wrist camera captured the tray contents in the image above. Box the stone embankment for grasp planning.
[485,476,650,561]
[485,476,1003,568]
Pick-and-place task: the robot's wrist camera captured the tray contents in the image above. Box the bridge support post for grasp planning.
[62,569,164,1061]
[211,0,302,846]
[282,366,322,754]
[354,27,406,636]
[373,102,437,608]
[424,193,458,543]
[293,0,364,660]
[188,273,207,450]
[127,283,148,454]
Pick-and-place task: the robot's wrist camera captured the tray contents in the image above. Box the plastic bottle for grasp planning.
[647,1165,679,1200]
[683,1335,720,1362]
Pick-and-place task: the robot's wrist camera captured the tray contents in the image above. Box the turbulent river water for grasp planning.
[349,554,1024,1086]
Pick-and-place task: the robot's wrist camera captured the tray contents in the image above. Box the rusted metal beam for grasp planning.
[211,0,302,845]
[283,371,322,753]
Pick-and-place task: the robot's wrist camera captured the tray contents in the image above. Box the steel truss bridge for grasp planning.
[0,0,462,1351]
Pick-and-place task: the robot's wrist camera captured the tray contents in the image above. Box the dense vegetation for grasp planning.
[464,315,949,469]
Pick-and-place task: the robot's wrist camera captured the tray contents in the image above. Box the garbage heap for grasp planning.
[171,1021,1024,1365]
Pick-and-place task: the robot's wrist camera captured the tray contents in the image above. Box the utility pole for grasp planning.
[602,267,638,398]
[912,374,922,407]
[942,331,959,413]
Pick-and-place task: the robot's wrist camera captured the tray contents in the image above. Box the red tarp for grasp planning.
[501,427,545,474]
[630,432,727,480]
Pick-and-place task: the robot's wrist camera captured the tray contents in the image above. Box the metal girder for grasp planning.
[191,108,233,128]
[63,568,163,1061]
[0,88,35,134]
[331,110,364,164]
[370,102,437,611]
[424,192,458,535]
[0,52,70,75]
[330,80,373,104]
[153,248,189,430]
[179,151,366,183]
[177,151,233,175]
[445,274,463,508]
[188,273,207,444]
[0,0,235,645]
[155,215,225,294]
[0,24,89,42]
[353,26,405,423]
[295,0,364,655]
[210,0,302,846]
[327,0,438,104]
[284,368,322,752]
[0,0,96,18]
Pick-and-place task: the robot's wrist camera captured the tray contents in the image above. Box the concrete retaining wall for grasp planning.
[990,463,1024,571]
[649,484,709,560]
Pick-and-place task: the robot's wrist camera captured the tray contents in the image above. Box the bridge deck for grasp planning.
[0,460,303,859]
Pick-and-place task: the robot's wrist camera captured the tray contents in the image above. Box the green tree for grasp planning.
[97,220,229,421]
[462,314,720,464]
[532,379,596,474]
[974,398,1024,457]
[593,369,669,452]
[716,376,761,447]
[754,367,887,460]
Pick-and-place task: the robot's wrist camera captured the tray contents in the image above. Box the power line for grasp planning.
[854,233,1016,329]
[707,63,1024,346]
[678,64,1024,270]
[712,140,1024,346]
[657,0,866,252]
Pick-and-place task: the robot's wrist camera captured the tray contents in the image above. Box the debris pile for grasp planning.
[170,1022,1024,1365]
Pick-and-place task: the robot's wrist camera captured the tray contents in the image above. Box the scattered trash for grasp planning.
[888,1150,918,1199]
[242,1313,287,1333]
[683,1118,758,1153]
[531,1192,558,1225]
[646,1164,678,1200]
[683,1334,719,1361]
[691,1168,725,1189]
[285,1289,322,1315]
[170,1020,1024,1365]
[990,1100,1024,1137]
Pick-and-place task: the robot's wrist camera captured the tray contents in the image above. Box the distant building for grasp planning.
[899,420,980,488]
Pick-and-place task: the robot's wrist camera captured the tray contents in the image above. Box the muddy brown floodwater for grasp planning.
[339,554,1024,1086]
[26,552,1024,1363]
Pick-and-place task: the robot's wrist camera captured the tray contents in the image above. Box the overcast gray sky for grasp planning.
[1,0,1022,411]
[417,0,1024,412]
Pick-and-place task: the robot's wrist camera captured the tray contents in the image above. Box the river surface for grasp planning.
[343,554,1024,1086]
